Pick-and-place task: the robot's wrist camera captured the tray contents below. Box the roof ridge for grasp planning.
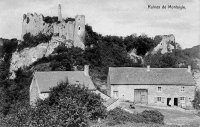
[35,71,84,73]
[109,67,188,69]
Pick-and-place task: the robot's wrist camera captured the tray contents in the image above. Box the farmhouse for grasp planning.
[107,66,196,108]
[29,65,96,106]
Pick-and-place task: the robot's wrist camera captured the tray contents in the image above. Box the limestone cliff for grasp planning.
[152,34,176,54]
[22,4,85,49]
[10,37,72,78]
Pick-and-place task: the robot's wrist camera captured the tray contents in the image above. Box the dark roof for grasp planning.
[108,67,195,86]
[34,71,96,92]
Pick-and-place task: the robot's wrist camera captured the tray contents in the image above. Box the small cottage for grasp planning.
[29,65,96,106]
[107,66,196,108]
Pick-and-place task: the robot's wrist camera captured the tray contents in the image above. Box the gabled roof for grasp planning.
[108,67,195,86]
[34,71,96,92]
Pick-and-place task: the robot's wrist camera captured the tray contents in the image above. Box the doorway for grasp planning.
[174,98,178,106]
[134,89,148,104]
[167,98,171,106]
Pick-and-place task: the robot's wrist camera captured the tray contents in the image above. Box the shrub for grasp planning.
[141,110,164,124]
[107,107,145,126]
[192,89,200,110]
[44,16,58,24]
[107,108,164,126]
[18,32,52,51]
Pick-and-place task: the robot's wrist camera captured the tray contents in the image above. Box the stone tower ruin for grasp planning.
[58,4,62,21]
[21,4,86,49]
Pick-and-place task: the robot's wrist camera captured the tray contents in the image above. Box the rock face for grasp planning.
[128,49,143,63]
[22,5,85,49]
[152,34,175,54]
[10,36,72,78]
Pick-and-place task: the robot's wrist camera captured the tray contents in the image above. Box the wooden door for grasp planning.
[134,89,148,104]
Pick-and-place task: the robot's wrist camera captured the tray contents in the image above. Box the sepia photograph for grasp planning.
[0,0,200,126]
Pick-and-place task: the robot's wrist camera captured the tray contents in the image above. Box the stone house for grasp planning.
[107,66,196,108]
[29,65,96,106]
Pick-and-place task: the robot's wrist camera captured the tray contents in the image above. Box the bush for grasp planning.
[18,32,52,51]
[107,107,164,126]
[44,16,58,24]
[107,107,145,126]
[1,81,107,127]
[141,110,164,124]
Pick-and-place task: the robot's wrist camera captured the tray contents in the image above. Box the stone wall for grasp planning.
[110,84,195,107]
[22,13,85,49]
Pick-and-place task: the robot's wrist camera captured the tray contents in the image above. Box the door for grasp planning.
[134,89,148,104]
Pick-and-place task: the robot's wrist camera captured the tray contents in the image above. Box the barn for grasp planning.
[107,66,196,108]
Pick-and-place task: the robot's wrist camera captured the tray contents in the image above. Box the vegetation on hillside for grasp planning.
[17,33,52,51]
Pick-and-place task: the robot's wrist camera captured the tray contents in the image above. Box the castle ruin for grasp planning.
[22,4,85,49]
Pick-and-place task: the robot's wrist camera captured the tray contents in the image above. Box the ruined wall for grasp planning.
[152,34,175,54]
[22,13,85,49]
[22,13,53,38]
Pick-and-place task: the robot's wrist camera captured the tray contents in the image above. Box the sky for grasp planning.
[0,0,199,49]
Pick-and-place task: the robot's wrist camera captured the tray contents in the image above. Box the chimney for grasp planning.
[147,65,150,72]
[84,65,89,76]
[187,65,191,73]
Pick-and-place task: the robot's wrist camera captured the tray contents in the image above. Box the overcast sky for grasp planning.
[0,0,199,49]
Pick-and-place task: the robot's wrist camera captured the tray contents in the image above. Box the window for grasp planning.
[180,97,185,100]
[157,97,161,102]
[113,91,118,98]
[181,86,185,91]
[158,87,162,91]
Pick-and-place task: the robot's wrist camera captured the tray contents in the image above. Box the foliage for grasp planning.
[1,81,107,127]
[192,89,200,110]
[43,16,59,24]
[141,110,164,124]
[144,49,198,69]
[64,17,75,23]
[107,107,164,126]
[123,34,157,56]
[18,32,52,51]
[47,82,107,120]
[0,68,32,115]
[30,46,86,71]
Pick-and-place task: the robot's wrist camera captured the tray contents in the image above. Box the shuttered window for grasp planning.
[158,87,162,91]
[157,97,161,102]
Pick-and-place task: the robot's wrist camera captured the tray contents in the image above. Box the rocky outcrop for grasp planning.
[152,34,176,54]
[128,49,143,63]
[9,37,72,78]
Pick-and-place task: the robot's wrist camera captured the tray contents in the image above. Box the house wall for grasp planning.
[110,84,195,107]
